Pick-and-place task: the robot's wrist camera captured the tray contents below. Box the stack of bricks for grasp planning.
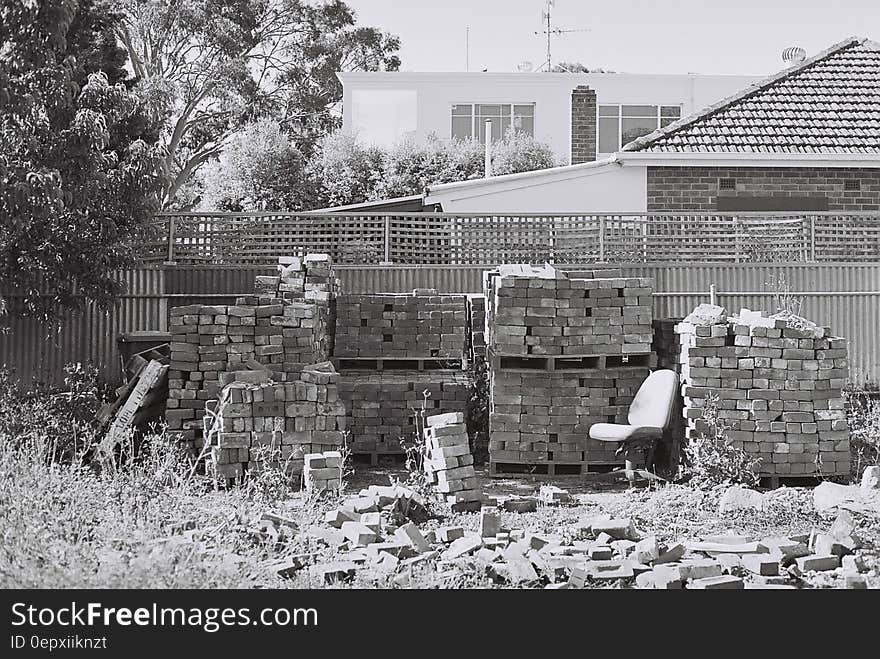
[334,289,473,460]
[675,306,851,478]
[337,372,471,459]
[303,451,344,494]
[207,363,347,481]
[423,412,482,511]
[484,264,653,357]
[466,294,487,364]
[166,254,338,453]
[334,290,466,363]
[652,318,682,371]
[484,265,656,474]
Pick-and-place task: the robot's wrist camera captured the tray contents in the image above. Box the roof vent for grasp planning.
[782,46,807,66]
[517,61,534,72]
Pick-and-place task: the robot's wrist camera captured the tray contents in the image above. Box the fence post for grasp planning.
[598,215,605,262]
[164,215,176,265]
[382,215,392,265]
[810,215,816,262]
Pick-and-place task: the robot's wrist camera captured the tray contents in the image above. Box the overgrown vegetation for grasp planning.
[845,385,880,482]
[0,364,106,463]
[3,365,879,589]
[682,394,762,489]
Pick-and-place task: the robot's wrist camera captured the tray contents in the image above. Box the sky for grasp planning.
[345,0,880,75]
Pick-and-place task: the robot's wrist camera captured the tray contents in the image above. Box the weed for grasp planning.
[765,274,803,317]
[683,394,762,489]
[466,356,490,464]
[244,443,297,505]
[844,385,880,482]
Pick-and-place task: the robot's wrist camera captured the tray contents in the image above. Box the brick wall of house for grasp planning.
[646,166,880,212]
[570,86,597,165]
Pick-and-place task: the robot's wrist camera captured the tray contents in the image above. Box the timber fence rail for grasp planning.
[139,211,880,265]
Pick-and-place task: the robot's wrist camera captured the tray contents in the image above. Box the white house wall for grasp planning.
[428,163,647,213]
[341,72,761,163]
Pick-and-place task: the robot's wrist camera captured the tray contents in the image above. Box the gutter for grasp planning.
[614,151,880,168]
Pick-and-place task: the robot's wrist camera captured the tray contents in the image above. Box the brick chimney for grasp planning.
[571,85,597,164]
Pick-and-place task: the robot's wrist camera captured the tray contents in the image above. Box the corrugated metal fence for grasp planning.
[3,263,879,385]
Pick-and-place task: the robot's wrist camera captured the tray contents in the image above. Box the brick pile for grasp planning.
[675,305,851,477]
[484,265,653,357]
[207,363,347,481]
[338,372,471,457]
[652,318,681,371]
[334,289,467,362]
[274,493,869,589]
[166,254,338,452]
[466,294,487,364]
[483,265,655,473]
[423,412,482,511]
[333,288,473,460]
[304,451,344,494]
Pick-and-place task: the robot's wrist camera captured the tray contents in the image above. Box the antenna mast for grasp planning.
[534,0,590,71]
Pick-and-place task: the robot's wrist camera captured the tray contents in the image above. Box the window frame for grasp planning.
[450,102,536,143]
[596,103,682,155]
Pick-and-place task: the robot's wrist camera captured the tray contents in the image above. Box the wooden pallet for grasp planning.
[760,474,845,489]
[489,460,622,478]
[333,356,467,372]
[351,451,407,466]
[488,351,655,373]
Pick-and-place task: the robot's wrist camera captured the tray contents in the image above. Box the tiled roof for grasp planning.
[622,37,880,154]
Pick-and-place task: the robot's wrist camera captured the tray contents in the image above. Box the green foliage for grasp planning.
[683,394,762,489]
[198,118,321,211]
[117,0,400,207]
[1,0,164,320]
[466,358,490,464]
[312,129,559,208]
[491,128,556,177]
[315,130,385,208]
[377,135,484,200]
[244,443,297,505]
[0,364,105,463]
[844,386,880,482]
[550,62,615,73]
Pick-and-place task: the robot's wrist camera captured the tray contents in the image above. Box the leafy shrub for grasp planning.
[844,386,880,482]
[0,363,105,463]
[466,357,490,464]
[318,130,386,208]
[314,129,560,208]
[198,118,322,212]
[683,394,761,489]
[491,128,556,176]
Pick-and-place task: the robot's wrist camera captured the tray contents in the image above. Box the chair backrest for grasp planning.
[627,369,679,428]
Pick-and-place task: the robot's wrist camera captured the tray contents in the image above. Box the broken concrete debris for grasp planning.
[271,494,873,589]
[539,485,572,505]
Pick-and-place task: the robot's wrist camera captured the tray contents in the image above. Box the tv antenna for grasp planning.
[534,0,590,71]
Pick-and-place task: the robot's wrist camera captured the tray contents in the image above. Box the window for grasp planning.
[597,104,681,153]
[451,103,535,142]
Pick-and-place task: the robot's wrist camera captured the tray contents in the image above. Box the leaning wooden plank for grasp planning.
[96,360,166,468]
[95,361,147,430]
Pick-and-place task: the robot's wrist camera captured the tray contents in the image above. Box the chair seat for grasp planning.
[589,423,664,443]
